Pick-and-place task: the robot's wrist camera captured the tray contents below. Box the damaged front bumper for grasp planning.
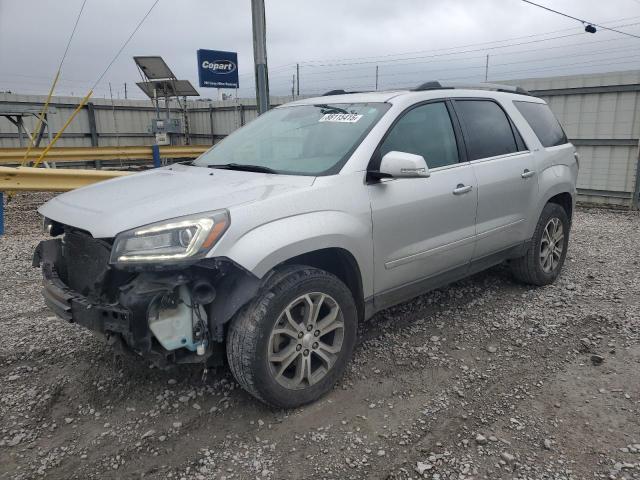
[39,252,132,341]
[33,232,258,368]
[34,237,131,335]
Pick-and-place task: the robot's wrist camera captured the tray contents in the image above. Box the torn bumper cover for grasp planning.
[33,231,261,367]
[33,236,194,364]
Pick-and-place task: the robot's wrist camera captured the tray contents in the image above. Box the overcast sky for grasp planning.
[1,0,640,100]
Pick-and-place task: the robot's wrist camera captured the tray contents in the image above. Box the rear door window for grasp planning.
[514,101,568,148]
[454,100,520,161]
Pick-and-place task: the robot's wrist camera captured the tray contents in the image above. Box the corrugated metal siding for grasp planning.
[577,145,637,192]
[545,91,639,140]
[510,70,640,207]
[2,78,638,207]
[0,93,293,148]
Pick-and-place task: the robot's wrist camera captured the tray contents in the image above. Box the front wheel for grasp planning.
[226,266,357,408]
[511,202,570,286]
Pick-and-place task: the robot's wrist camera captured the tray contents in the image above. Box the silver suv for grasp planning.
[35,82,578,407]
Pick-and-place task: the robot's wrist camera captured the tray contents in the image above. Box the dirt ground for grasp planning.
[1,193,639,480]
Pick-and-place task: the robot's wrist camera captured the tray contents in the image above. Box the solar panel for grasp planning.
[133,56,176,80]
[136,79,200,98]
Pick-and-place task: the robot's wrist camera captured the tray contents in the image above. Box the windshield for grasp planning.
[193,102,390,175]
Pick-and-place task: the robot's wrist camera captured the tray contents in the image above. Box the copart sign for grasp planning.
[197,49,239,88]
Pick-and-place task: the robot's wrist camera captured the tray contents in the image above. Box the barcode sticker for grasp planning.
[319,113,363,123]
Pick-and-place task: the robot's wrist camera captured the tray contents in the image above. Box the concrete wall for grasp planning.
[2,70,639,207]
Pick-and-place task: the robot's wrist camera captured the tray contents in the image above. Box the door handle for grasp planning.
[453,184,473,195]
[521,169,536,179]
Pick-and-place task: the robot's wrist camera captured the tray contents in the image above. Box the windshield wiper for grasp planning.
[207,163,277,174]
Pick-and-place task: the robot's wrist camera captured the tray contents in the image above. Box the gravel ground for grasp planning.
[1,192,639,480]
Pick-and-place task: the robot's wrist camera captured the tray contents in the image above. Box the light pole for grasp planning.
[251,0,270,114]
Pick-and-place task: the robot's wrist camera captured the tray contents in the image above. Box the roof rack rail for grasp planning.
[322,89,363,96]
[412,81,531,96]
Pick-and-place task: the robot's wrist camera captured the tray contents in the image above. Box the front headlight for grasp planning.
[110,210,229,265]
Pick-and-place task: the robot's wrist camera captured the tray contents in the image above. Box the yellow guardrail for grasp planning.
[0,166,130,192]
[0,145,211,165]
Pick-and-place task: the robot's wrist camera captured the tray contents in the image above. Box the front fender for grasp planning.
[214,210,374,298]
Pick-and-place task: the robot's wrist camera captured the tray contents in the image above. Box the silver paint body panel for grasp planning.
[39,88,578,310]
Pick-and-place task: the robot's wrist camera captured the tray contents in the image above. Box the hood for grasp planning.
[39,164,315,238]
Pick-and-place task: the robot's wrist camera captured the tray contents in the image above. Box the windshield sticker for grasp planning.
[319,113,363,123]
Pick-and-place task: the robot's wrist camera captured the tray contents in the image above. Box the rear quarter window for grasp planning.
[514,101,568,148]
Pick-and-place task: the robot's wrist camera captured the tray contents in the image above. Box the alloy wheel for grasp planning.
[268,292,344,390]
[540,217,564,273]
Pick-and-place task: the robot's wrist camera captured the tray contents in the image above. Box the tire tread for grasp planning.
[226,266,356,407]
[511,202,569,286]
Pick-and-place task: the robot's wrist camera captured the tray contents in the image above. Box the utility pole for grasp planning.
[484,54,489,82]
[291,74,295,99]
[375,65,379,91]
[124,82,128,99]
[296,63,300,96]
[251,0,270,114]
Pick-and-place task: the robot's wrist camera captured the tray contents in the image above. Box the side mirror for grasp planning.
[371,151,430,180]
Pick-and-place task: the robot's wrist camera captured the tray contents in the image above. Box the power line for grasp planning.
[20,0,88,163]
[362,43,640,80]
[91,0,161,89]
[26,0,163,167]
[234,12,640,93]
[58,0,88,73]
[3,0,162,98]
[294,14,640,66]
[8,9,639,99]
[263,29,639,81]
[257,13,640,94]
[297,32,617,68]
[265,51,640,92]
[522,0,640,39]
[378,55,640,90]
[260,43,640,93]
[305,53,640,95]
[7,3,639,100]
[258,26,639,87]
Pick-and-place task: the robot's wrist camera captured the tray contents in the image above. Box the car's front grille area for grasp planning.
[61,230,112,298]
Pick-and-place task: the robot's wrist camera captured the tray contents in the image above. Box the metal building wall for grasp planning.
[0,93,163,148]
[2,73,639,207]
[0,93,293,149]
[510,70,640,208]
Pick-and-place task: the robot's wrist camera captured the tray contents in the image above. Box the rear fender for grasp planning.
[527,164,576,237]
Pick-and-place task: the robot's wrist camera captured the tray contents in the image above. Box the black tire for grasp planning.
[226,266,358,408]
[511,202,570,286]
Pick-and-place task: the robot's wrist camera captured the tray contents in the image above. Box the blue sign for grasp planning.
[197,49,239,88]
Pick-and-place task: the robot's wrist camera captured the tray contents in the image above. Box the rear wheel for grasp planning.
[511,202,570,286]
[226,266,357,408]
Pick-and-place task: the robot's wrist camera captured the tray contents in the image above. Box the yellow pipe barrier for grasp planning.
[0,145,211,164]
[0,166,130,192]
[33,89,94,168]
[22,70,61,165]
